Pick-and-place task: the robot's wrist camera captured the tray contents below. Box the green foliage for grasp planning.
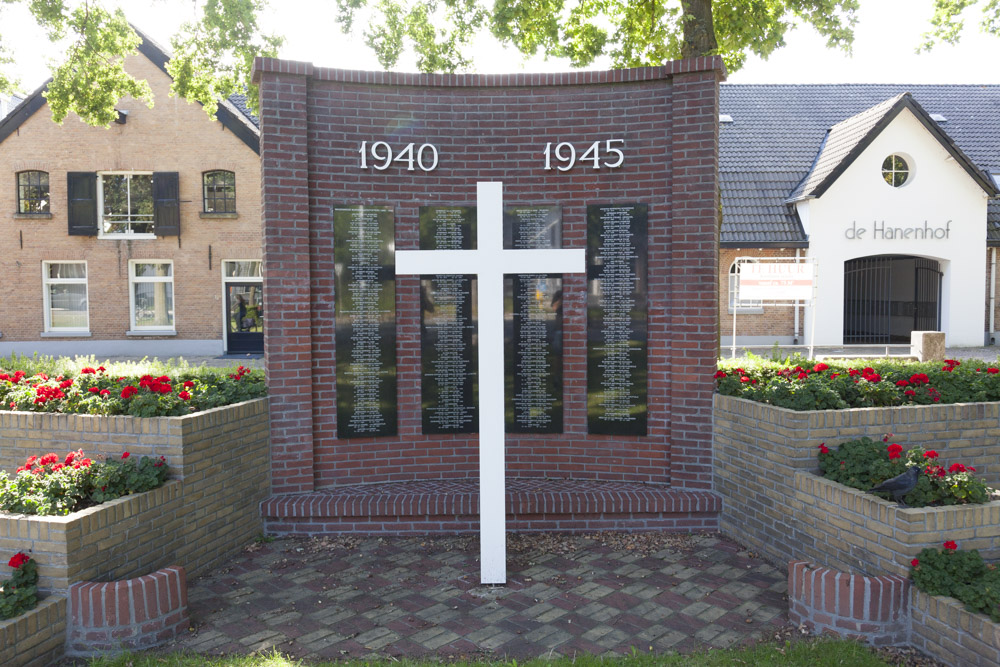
[42,4,153,126]
[715,357,1000,410]
[334,0,861,74]
[0,0,281,126]
[817,437,993,507]
[921,0,1000,51]
[0,357,265,417]
[84,637,896,666]
[167,0,282,118]
[0,449,169,516]
[0,554,38,620]
[911,545,1000,622]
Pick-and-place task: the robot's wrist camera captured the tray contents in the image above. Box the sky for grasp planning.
[3,0,1000,94]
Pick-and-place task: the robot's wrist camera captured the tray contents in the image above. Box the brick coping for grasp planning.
[252,56,727,87]
[263,479,720,518]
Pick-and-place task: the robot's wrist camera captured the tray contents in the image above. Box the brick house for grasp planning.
[720,85,1000,349]
[0,28,263,357]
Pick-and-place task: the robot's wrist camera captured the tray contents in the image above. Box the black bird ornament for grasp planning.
[868,466,921,506]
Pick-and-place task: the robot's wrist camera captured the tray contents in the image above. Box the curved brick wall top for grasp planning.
[256,59,723,494]
[252,56,727,87]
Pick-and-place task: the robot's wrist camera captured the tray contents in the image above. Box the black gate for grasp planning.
[843,255,941,344]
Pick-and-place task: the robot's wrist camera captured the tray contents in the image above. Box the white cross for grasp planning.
[396,182,586,584]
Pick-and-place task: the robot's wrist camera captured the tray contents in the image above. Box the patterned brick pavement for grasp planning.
[161,532,789,661]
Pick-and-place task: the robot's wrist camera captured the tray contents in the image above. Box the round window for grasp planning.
[882,154,910,187]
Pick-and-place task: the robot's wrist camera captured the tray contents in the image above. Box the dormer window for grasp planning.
[881,154,910,187]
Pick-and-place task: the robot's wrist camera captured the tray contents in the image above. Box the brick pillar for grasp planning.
[253,58,316,494]
[668,59,724,490]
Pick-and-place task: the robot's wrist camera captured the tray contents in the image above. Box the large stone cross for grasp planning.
[396,182,585,584]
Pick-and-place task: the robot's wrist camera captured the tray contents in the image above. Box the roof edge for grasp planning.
[0,79,51,146]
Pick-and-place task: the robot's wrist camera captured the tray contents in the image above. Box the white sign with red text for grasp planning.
[738,261,815,302]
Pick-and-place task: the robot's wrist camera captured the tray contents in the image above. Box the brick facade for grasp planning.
[0,596,66,667]
[253,58,724,510]
[0,49,261,356]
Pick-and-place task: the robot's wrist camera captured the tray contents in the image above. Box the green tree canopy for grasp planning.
[334,0,1000,75]
[0,0,281,127]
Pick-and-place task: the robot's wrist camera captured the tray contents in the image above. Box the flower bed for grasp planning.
[715,357,1000,410]
[0,361,263,417]
[0,398,270,593]
[714,394,1000,577]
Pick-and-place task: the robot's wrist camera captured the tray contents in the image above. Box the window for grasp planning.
[729,261,763,313]
[129,261,174,331]
[42,262,88,332]
[100,172,153,235]
[203,170,235,213]
[224,260,262,278]
[881,154,910,187]
[17,170,49,214]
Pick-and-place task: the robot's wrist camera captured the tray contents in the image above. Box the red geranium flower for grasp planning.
[949,463,968,474]
[924,450,939,459]
[887,443,903,460]
[88,387,100,394]
[818,443,829,454]
[904,390,916,397]
[911,558,920,568]
[896,380,909,387]
[713,370,727,379]
[122,452,130,459]
[740,376,751,383]
[179,391,191,401]
[100,389,110,397]
[80,367,96,375]
[989,368,1000,375]
[813,363,829,373]
[183,380,194,389]
[943,540,958,551]
[121,386,138,399]
[7,553,29,569]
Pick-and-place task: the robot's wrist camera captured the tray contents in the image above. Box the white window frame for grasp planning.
[98,171,155,239]
[128,260,175,333]
[42,261,89,333]
[728,261,763,314]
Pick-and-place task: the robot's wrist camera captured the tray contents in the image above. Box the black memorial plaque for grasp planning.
[334,205,397,438]
[586,203,648,435]
[504,205,563,433]
[419,206,478,434]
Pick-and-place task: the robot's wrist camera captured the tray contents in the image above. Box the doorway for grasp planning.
[843,255,941,344]
[223,261,263,354]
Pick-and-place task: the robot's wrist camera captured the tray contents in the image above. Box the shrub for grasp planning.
[715,357,1000,411]
[0,552,37,620]
[818,437,992,507]
[0,361,264,418]
[910,542,1000,622]
[0,449,169,516]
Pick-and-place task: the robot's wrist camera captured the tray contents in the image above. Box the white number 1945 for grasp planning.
[543,139,624,171]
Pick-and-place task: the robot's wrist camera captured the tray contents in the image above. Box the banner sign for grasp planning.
[738,261,815,302]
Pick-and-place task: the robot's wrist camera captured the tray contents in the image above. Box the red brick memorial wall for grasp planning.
[253,59,723,498]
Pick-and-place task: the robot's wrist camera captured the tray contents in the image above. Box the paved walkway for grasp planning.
[162,533,789,661]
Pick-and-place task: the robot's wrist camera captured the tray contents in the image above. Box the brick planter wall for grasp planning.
[0,398,269,593]
[0,596,66,667]
[911,589,1000,667]
[787,561,909,645]
[714,394,1000,574]
[795,472,1000,577]
[65,566,188,656]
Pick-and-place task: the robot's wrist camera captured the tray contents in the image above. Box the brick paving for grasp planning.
[160,533,789,661]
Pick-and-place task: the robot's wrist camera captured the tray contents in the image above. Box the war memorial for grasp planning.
[251,57,725,582]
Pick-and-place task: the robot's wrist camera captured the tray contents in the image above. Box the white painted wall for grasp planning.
[800,109,990,346]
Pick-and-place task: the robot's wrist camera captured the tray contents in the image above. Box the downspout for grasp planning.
[794,248,801,344]
[991,248,997,344]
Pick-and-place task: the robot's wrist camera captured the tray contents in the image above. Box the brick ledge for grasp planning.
[263,479,720,519]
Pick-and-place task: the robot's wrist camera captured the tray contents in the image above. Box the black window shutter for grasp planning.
[66,172,98,236]
[153,172,180,236]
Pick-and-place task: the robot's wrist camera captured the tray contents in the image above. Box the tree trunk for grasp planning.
[680,0,718,58]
